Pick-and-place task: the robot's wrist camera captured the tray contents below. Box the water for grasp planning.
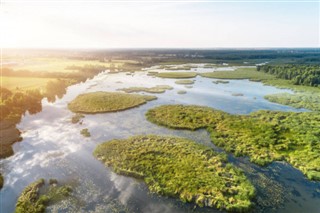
[0,71,318,213]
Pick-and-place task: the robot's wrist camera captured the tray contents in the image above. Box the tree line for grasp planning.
[257,64,320,87]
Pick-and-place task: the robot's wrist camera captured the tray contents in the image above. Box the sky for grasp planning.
[0,0,319,48]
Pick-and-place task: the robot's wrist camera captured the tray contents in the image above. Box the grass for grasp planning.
[93,135,255,212]
[118,85,173,94]
[68,92,156,114]
[146,105,320,181]
[175,80,194,85]
[156,72,197,79]
[1,76,54,91]
[15,179,72,213]
[200,68,275,80]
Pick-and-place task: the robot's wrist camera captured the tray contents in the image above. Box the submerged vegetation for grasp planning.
[156,72,197,79]
[80,128,91,137]
[232,93,244,97]
[15,179,72,213]
[212,80,230,84]
[94,135,255,211]
[146,105,320,181]
[118,85,173,94]
[264,93,320,111]
[71,113,85,124]
[177,90,187,95]
[175,80,195,85]
[68,92,156,113]
[0,174,3,189]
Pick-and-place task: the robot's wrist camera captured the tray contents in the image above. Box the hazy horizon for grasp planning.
[1,0,319,48]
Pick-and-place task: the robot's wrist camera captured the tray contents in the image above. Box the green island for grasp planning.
[68,92,157,113]
[93,135,255,211]
[15,178,72,213]
[156,72,197,79]
[146,105,320,181]
[175,80,195,85]
[118,85,173,94]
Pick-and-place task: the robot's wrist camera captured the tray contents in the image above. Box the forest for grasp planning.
[257,64,320,86]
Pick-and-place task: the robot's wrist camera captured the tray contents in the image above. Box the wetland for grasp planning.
[1,49,320,213]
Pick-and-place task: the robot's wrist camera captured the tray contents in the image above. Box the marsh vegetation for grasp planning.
[177,90,187,95]
[93,135,255,211]
[80,128,91,137]
[15,179,72,213]
[156,72,197,79]
[175,80,195,85]
[146,105,320,181]
[2,49,320,212]
[68,92,156,113]
[212,80,229,84]
[118,85,173,94]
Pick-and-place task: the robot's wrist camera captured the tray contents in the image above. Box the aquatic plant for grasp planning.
[80,128,91,137]
[232,93,244,96]
[200,68,274,81]
[71,113,85,124]
[15,179,72,213]
[177,90,187,94]
[0,173,3,189]
[118,85,173,94]
[68,92,156,114]
[156,72,197,79]
[146,105,320,181]
[265,93,320,111]
[94,135,255,211]
[212,80,229,84]
[175,80,194,85]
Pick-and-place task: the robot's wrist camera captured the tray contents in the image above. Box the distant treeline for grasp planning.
[257,64,320,87]
[89,49,320,65]
[2,65,106,82]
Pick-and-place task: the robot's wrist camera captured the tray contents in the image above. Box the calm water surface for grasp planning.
[0,70,319,213]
